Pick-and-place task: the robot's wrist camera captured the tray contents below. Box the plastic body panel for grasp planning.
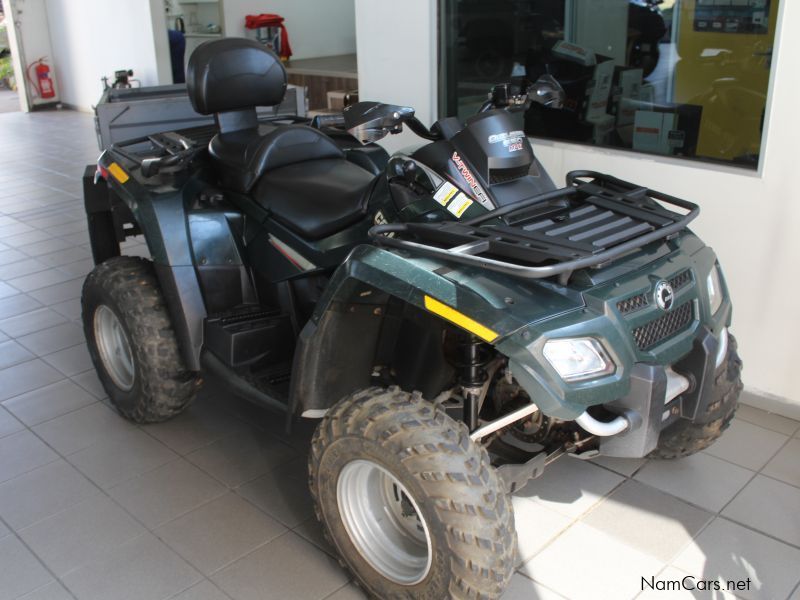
[292,231,731,420]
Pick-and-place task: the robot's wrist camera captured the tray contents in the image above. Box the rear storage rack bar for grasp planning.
[369,171,699,282]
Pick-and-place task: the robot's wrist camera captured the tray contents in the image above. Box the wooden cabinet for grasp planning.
[284,54,357,111]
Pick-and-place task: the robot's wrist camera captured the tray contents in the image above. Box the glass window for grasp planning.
[439,0,779,169]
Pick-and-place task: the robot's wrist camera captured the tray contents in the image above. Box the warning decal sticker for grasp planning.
[447,192,473,218]
[433,182,459,206]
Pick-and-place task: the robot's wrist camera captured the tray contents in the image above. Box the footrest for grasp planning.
[496,454,546,494]
[205,308,293,368]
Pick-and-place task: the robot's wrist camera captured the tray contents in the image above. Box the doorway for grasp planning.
[0,2,21,112]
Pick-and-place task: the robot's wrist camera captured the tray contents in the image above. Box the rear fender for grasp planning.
[92,154,219,372]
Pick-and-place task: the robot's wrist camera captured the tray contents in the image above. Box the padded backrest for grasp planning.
[187,38,287,115]
[251,126,344,173]
[209,125,345,193]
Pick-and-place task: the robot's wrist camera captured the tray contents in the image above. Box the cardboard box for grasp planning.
[584,58,616,121]
[633,111,679,155]
[632,103,703,156]
[588,114,616,145]
[610,67,644,126]
[552,40,597,66]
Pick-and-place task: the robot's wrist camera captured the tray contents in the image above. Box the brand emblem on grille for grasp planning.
[654,281,674,311]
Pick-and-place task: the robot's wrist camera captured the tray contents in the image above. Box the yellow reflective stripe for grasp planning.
[423,295,498,343]
[108,162,129,184]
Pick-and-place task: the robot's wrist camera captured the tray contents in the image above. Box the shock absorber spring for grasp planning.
[445,331,492,431]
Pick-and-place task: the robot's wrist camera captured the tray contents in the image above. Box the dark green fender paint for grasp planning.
[310,233,732,419]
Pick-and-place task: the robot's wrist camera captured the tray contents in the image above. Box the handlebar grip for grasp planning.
[312,113,346,129]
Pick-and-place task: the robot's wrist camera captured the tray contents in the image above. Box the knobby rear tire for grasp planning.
[82,256,201,423]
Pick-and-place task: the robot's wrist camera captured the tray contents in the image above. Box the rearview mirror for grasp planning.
[529,74,565,110]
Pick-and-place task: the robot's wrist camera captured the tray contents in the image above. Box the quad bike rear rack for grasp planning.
[369,171,699,283]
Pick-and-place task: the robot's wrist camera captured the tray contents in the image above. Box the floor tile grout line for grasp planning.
[0,435,62,484]
[0,359,73,403]
[67,369,109,401]
[516,474,630,574]
[0,396,101,432]
[170,524,287,580]
[0,206,92,260]
[319,581,357,600]
[522,461,718,582]
[521,441,800,583]
[7,412,224,593]
[122,418,313,531]
[0,513,81,600]
[728,409,800,436]
[647,431,800,578]
[716,429,797,516]
[785,578,800,600]
[162,576,235,600]
[290,518,340,559]
[753,468,800,493]
[715,514,800,551]
[694,449,760,475]
[510,569,572,600]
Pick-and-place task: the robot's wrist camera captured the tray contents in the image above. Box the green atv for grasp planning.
[81,39,741,599]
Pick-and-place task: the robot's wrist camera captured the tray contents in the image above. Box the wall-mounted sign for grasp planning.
[694,0,771,35]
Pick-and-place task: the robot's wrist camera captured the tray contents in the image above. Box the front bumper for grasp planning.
[492,234,733,457]
[598,326,727,458]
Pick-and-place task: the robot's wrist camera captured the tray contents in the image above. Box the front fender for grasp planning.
[312,245,581,334]
[289,244,584,415]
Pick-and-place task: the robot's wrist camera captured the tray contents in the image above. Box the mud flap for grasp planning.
[289,303,384,416]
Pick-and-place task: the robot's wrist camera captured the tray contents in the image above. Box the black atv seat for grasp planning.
[187,37,375,239]
[254,158,376,240]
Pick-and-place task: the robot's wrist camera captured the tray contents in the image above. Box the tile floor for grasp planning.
[0,89,20,115]
[0,109,799,600]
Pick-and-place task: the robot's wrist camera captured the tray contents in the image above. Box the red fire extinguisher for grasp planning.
[27,58,56,100]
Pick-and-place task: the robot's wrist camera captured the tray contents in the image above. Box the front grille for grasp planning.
[617,293,648,315]
[632,301,694,350]
[669,269,692,290]
[617,269,693,316]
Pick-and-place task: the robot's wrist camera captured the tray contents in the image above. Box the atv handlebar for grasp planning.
[310,113,346,129]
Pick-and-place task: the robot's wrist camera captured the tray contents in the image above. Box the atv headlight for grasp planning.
[707,264,724,315]
[543,338,615,382]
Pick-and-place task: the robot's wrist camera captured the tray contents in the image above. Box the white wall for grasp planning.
[44,0,166,111]
[222,0,355,60]
[355,0,437,154]
[355,0,800,417]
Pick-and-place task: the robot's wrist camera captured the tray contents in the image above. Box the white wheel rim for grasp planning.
[94,304,135,391]
[336,459,433,585]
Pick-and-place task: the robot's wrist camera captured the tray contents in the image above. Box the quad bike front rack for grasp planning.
[370,171,700,284]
